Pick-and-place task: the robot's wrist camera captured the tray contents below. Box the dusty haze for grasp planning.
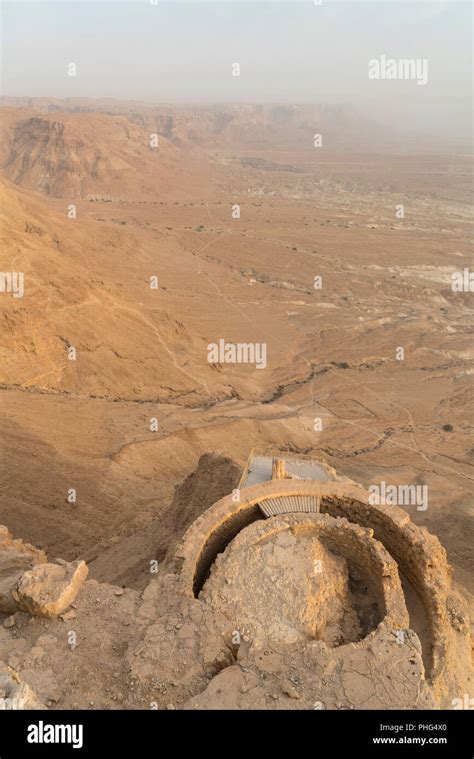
[1,0,472,145]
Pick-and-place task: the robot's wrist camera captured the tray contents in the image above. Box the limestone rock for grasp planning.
[0,526,47,613]
[129,575,233,691]
[12,560,88,617]
[3,614,16,630]
[184,666,247,710]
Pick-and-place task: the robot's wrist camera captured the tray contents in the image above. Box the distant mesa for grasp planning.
[0,109,200,200]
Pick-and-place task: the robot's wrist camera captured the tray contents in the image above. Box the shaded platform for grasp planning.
[241,455,335,488]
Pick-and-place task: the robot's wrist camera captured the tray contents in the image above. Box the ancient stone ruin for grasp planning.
[0,455,471,710]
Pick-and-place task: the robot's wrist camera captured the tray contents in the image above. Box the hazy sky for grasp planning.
[1,1,472,140]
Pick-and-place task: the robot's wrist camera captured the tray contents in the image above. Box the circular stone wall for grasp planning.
[199,513,409,648]
[171,478,471,700]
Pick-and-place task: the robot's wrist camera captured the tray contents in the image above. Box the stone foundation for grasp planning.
[172,479,471,704]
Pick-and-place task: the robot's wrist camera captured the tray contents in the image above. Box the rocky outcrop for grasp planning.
[1,112,197,200]
[128,574,234,696]
[0,526,88,618]
[0,464,470,711]
[183,627,436,710]
[12,560,88,618]
[0,526,47,614]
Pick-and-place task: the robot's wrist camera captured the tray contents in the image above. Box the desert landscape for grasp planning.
[0,0,472,725]
[0,97,472,712]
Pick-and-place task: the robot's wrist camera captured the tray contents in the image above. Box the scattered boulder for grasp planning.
[3,615,17,629]
[184,666,247,710]
[12,561,88,618]
[0,526,47,614]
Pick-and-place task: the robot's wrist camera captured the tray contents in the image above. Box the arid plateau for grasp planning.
[0,99,472,711]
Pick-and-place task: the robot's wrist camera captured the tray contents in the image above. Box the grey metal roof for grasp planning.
[258,494,321,518]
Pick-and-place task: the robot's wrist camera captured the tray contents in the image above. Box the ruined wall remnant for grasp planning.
[199,513,409,649]
[271,458,287,480]
[0,459,470,711]
[172,477,471,705]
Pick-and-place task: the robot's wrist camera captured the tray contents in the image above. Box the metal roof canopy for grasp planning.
[258,494,321,518]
